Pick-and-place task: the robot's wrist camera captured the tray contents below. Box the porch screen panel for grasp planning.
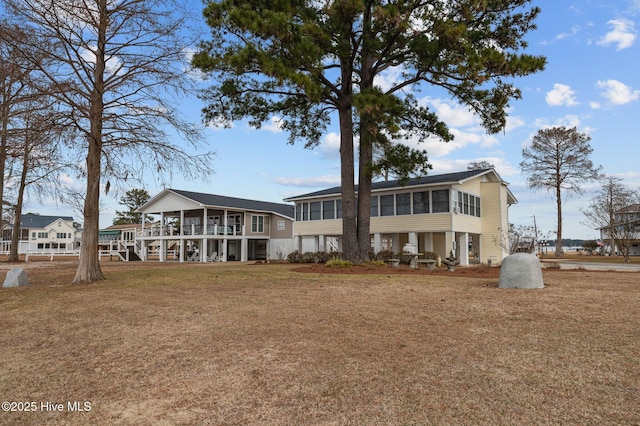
[396,193,411,215]
[413,191,429,214]
[370,196,379,217]
[336,200,342,219]
[302,203,309,221]
[380,195,394,216]
[296,203,302,221]
[323,200,335,220]
[432,190,449,213]
[310,202,321,220]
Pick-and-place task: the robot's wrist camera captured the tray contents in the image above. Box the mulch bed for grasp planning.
[291,263,502,278]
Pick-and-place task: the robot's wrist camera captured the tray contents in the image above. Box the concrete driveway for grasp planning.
[541,259,640,272]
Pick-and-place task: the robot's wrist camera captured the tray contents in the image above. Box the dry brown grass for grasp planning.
[0,260,639,425]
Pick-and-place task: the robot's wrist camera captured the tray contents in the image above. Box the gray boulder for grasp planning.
[3,268,30,288]
[498,253,544,289]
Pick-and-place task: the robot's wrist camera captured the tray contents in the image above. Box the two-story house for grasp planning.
[135,189,295,262]
[284,169,516,265]
[1,214,81,254]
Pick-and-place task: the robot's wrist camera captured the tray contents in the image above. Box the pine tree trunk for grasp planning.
[555,185,563,257]
[338,104,359,263]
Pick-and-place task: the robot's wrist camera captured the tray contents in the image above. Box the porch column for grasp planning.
[318,235,325,252]
[180,211,185,236]
[222,239,227,262]
[203,208,208,235]
[373,233,382,253]
[296,235,302,252]
[160,213,165,236]
[444,231,455,258]
[458,233,469,266]
[159,239,166,262]
[241,238,248,261]
[408,232,418,247]
[392,234,400,254]
[201,238,208,263]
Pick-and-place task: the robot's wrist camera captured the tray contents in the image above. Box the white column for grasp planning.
[201,238,208,263]
[180,211,185,236]
[373,233,382,253]
[392,234,400,254]
[458,233,469,266]
[241,238,248,261]
[203,208,207,235]
[318,235,325,252]
[408,232,418,247]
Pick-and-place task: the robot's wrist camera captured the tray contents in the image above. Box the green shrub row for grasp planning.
[286,249,440,264]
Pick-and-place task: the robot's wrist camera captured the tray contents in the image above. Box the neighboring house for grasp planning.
[0,214,81,254]
[599,203,640,256]
[284,169,516,265]
[136,189,296,262]
[98,223,147,260]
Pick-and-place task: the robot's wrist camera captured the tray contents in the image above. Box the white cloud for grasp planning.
[556,25,580,40]
[426,98,479,128]
[589,101,602,109]
[597,19,637,50]
[545,83,579,107]
[317,132,342,160]
[262,116,284,133]
[273,175,341,188]
[597,79,640,105]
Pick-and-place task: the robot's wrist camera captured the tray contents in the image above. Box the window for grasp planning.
[310,201,321,220]
[302,203,309,221]
[475,196,481,217]
[37,232,48,239]
[432,190,449,213]
[413,191,429,214]
[32,232,36,240]
[277,220,285,231]
[396,193,411,215]
[336,200,342,219]
[295,203,302,221]
[463,193,469,215]
[56,233,67,239]
[251,215,265,233]
[323,200,335,220]
[370,196,379,217]
[379,195,394,216]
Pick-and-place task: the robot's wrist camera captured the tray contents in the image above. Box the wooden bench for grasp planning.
[415,259,436,270]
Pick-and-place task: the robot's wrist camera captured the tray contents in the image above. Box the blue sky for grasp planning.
[28,0,640,240]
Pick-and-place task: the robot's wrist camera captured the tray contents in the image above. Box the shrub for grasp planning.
[423,251,438,260]
[325,259,353,268]
[287,250,303,263]
[301,252,317,263]
[375,250,397,261]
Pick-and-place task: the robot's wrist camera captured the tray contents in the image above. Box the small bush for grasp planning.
[369,260,386,267]
[287,250,303,263]
[301,252,317,263]
[423,251,438,260]
[375,250,398,261]
[325,259,353,268]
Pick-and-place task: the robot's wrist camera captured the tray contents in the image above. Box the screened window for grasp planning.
[432,190,449,213]
[295,203,302,221]
[380,195,394,216]
[463,193,469,215]
[396,193,411,215]
[251,215,265,233]
[323,200,335,219]
[310,201,321,220]
[475,196,481,217]
[370,196,379,217]
[413,191,429,214]
[302,203,309,221]
[336,200,342,219]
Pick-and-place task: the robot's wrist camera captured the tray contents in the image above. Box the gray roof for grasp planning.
[169,189,295,219]
[20,214,74,229]
[284,169,498,201]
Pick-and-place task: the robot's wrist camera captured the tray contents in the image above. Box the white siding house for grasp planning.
[1,214,81,254]
[284,169,516,265]
[135,189,296,262]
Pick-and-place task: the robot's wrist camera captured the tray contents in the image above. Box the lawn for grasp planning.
[0,260,639,425]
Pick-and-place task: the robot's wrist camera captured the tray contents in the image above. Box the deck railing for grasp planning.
[137,224,245,237]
